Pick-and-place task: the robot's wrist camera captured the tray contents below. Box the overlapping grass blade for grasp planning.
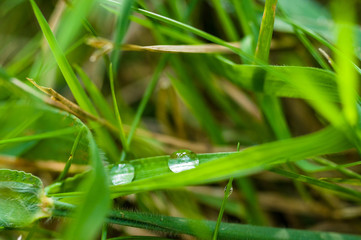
[63,128,110,240]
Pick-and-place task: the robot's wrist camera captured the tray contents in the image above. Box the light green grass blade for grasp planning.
[213,59,339,101]
[332,0,358,126]
[109,126,352,196]
[29,0,95,114]
[55,0,96,50]
[111,0,135,73]
[0,127,77,145]
[255,0,277,62]
[255,0,290,140]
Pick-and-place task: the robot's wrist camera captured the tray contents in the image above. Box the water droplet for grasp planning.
[224,185,233,198]
[108,163,135,185]
[168,149,199,173]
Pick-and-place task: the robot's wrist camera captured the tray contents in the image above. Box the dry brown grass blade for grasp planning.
[121,43,241,53]
[86,37,240,54]
[26,78,118,132]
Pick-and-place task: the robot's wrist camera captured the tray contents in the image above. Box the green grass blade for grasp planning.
[74,65,116,123]
[271,168,361,200]
[109,63,128,152]
[255,0,290,140]
[110,126,352,196]
[111,0,135,73]
[120,55,169,161]
[63,129,110,240]
[55,0,96,50]
[57,127,84,182]
[0,127,77,145]
[29,0,95,114]
[104,210,361,240]
[332,0,358,126]
[255,0,277,62]
[212,178,233,240]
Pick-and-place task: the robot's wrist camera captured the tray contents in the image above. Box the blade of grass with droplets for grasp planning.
[213,143,240,239]
[29,0,95,114]
[212,178,233,240]
[109,126,353,197]
[109,63,128,152]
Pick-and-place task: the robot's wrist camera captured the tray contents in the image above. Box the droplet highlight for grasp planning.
[224,185,233,198]
[108,163,135,185]
[168,149,199,173]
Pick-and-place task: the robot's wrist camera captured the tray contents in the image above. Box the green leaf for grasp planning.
[0,169,53,228]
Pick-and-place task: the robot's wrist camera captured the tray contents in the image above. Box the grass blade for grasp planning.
[30,0,95,114]
[110,126,352,196]
[332,0,358,126]
[109,63,128,152]
[111,0,135,73]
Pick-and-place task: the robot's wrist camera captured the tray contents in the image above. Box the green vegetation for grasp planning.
[1,0,361,239]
